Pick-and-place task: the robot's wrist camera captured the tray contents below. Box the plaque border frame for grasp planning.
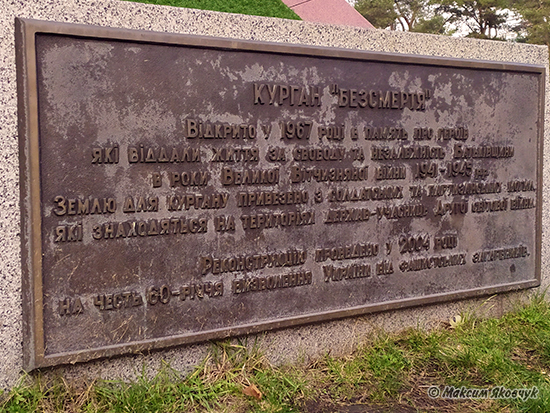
[15,17,544,370]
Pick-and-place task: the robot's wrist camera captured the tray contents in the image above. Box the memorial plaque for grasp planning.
[16,18,543,369]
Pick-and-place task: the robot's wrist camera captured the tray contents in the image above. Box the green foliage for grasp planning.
[361,337,411,400]
[355,0,399,29]
[1,379,42,413]
[394,0,432,30]
[512,0,550,46]
[408,295,550,411]
[123,0,300,20]
[356,0,454,34]
[437,0,510,38]
[125,0,550,46]
[357,0,522,38]
[2,296,550,412]
[412,15,449,34]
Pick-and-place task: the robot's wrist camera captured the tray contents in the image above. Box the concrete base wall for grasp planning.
[0,0,548,389]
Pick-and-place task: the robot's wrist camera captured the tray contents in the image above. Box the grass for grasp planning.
[2,294,550,412]
[122,0,301,20]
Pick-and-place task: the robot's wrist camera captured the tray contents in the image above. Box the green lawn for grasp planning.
[2,294,549,412]
[123,0,301,20]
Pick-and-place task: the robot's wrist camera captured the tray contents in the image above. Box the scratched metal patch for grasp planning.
[16,18,543,369]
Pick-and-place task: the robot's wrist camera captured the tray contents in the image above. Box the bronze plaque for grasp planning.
[16,18,543,369]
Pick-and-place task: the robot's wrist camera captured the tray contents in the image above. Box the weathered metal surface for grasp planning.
[16,18,543,369]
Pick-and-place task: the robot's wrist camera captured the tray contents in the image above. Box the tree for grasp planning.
[412,14,449,33]
[394,0,430,30]
[356,0,452,33]
[436,0,510,39]
[355,0,399,29]
[511,0,550,46]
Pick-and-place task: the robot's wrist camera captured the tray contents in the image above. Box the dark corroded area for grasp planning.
[16,19,543,369]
